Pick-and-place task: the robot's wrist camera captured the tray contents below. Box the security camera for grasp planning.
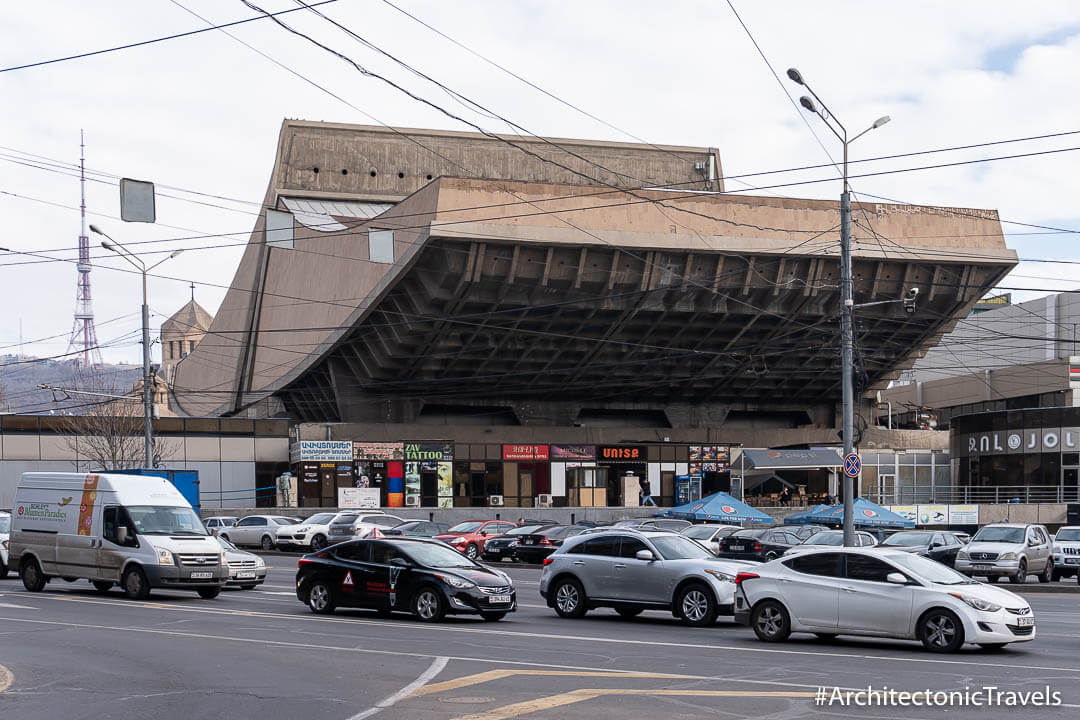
[903,287,919,315]
[907,287,920,298]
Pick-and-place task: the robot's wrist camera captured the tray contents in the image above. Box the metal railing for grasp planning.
[866,485,1080,505]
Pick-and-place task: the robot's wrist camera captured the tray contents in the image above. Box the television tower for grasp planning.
[67,130,103,368]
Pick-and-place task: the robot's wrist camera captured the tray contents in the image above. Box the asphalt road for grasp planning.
[1,554,1078,720]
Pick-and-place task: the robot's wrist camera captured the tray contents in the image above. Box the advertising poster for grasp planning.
[917,504,948,526]
[338,487,380,509]
[948,504,979,525]
[890,505,917,523]
[405,462,421,504]
[550,444,595,460]
[437,461,453,498]
[690,446,730,472]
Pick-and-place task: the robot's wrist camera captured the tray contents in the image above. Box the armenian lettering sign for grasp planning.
[291,440,353,462]
[502,444,550,461]
[598,445,646,461]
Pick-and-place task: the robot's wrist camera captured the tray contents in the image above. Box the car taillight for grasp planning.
[543,557,555,566]
[298,551,328,567]
[735,572,759,585]
[752,541,763,553]
[540,537,553,545]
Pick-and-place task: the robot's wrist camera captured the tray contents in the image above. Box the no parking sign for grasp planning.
[843,453,861,477]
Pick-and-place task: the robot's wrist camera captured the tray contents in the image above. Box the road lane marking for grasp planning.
[347,656,448,720]
[21,592,1080,676]
[451,688,815,720]
[412,670,687,698]
[0,664,12,693]
[0,603,37,610]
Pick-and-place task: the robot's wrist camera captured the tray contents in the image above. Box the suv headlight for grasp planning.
[220,552,228,566]
[439,574,476,589]
[949,593,1001,612]
[293,526,309,534]
[957,550,968,559]
[999,552,1017,561]
[705,569,736,583]
[157,549,175,566]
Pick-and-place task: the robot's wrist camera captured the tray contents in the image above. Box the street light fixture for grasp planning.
[92,224,184,468]
[787,67,891,547]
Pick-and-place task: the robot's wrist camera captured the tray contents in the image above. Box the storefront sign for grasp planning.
[598,445,646,462]
[948,504,979,524]
[290,440,353,462]
[353,442,404,460]
[339,487,380,509]
[404,442,453,461]
[502,444,550,461]
[550,444,595,460]
[300,462,321,484]
[956,428,1080,458]
[916,504,948,526]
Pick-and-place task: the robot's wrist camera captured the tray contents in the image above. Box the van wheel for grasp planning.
[20,558,47,592]
[92,581,113,593]
[261,535,275,551]
[122,566,151,600]
[197,587,221,599]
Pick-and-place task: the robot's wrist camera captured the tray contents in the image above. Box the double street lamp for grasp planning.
[90,224,182,468]
[786,67,890,547]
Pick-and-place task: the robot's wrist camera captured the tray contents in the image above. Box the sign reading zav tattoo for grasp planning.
[956,428,1080,457]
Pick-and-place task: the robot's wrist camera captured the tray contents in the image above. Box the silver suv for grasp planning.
[955,523,1053,584]
[539,529,755,626]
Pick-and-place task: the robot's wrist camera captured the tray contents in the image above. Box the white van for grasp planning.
[9,472,227,599]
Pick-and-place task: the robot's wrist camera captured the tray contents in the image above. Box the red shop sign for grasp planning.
[502,444,550,461]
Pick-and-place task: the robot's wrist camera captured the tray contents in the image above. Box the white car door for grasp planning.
[838,553,915,636]
[778,552,841,628]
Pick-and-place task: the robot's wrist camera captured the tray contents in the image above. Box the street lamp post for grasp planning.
[786,68,890,547]
[91,224,182,468]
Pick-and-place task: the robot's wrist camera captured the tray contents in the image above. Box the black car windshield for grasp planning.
[650,535,714,560]
[126,506,207,535]
[972,527,1025,543]
[886,552,975,584]
[1056,528,1080,541]
[447,521,484,533]
[0,514,9,533]
[404,542,480,568]
[803,532,844,546]
[683,525,721,539]
[881,531,934,546]
[507,525,547,536]
[540,526,575,538]
[731,529,766,538]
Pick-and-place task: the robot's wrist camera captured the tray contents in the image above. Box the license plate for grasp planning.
[523,539,535,545]
[972,563,994,568]
[236,571,256,579]
[729,545,745,552]
[190,571,213,579]
[488,595,511,604]
[1017,616,1035,627]
[1065,558,1080,565]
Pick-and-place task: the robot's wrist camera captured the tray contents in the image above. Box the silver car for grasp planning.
[955,523,1053,584]
[539,529,755,626]
[1050,526,1080,582]
[215,537,267,589]
[219,515,298,550]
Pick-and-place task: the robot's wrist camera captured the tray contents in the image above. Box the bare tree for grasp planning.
[59,369,178,471]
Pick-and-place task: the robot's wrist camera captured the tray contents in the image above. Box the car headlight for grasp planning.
[451,536,467,544]
[949,593,1002,612]
[255,557,265,568]
[957,550,968,559]
[220,553,228,565]
[439,574,476,589]
[157,549,175,566]
[294,526,309,533]
[999,552,1017,561]
[705,569,736,583]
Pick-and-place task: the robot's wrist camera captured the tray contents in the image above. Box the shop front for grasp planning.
[596,445,647,506]
[290,440,354,507]
[404,441,454,507]
[354,442,404,508]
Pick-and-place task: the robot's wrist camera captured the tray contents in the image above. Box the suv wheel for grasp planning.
[552,578,587,618]
[750,600,791,642]
[311,534,328,551]
[919,608,965,652]
[1039,558,1053,584]
[1008,559,1027,584]
[676,583,718,627]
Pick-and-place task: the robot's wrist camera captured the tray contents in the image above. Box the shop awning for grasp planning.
[742,448,843,471]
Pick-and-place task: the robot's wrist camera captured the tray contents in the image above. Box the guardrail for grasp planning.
[867,485,1080,505]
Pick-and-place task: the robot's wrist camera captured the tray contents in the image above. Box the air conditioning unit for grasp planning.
[405,495,420,507]
[537,494,553,508]
[489,495,504,507]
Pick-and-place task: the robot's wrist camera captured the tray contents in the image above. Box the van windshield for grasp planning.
[126,506,207,535]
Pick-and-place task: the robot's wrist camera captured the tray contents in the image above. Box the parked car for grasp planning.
[0,511,9,579]
[1050,526,1080,581]
[382,521,450,538]
[513,525,587,564]
[876,530,963,567]
[216,536,267,589]
[219,515,298,550]
[950,531,972,545]
[718,528,801,561]
[435,520,518,560]
[275,512,340,551]
[734,547,1036,652]
[783,530,877,556]
[955,523,1053,584]
[680,524,743,554]
[540,529,756,626]
[612,518,694,532]
[204,516,238,535]
[777,524,829,541]
[327,512,405,544]
[296,537,516,622]
[482,523,555,562]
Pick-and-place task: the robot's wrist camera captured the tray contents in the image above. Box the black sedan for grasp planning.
[717,528,801,561]
[875,530,964,567]
[482,523,554,562]
[295,537,516,622]
[381,521,450,537]
[513,525,587,564]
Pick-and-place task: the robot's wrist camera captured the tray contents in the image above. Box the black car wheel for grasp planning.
[307,580,336,614]
[1008,559,1027,584]
[1039,559,1053,584]
[413,586,446,622]
[197,587,221,599]
[311,535,328,551]
[676,583,718,627]
[763,551,779,561]
[751,600,791,642]
[481,612,507,622]
[919,608,965,652]
[261,535,275,551]
[122,566,151,600]
[92,580,113,593]
[552,578,587,618]
[464,544,479,560]
[20,557,47,592]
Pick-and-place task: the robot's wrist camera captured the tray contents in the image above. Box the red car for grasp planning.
[435,520,517,560]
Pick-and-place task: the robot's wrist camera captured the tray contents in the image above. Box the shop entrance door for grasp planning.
[876,474,896,505]
[1063,467,1079,502]
[660,471,675,506]
[420,465,438,507]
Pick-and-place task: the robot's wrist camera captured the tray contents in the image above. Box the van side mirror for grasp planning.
[635,549,655,562]
[117,526,129,545]
[886,572,908,585]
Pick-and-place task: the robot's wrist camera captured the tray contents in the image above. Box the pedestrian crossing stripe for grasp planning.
[343,571,353,587]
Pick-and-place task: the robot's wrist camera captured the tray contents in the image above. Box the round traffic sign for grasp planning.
[843,453,861,477]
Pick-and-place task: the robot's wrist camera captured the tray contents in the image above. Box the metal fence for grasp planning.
[866,485,1080,505]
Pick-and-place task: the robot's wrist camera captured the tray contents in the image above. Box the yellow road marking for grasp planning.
[412,669,685,698]
[452,688,815,720]
[0,664,13,693]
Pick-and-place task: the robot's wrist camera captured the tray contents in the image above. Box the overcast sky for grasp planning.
[3,0,1080,377]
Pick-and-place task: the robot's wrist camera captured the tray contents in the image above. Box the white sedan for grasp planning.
[782,530,877,556]
[734,547,1035,652]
